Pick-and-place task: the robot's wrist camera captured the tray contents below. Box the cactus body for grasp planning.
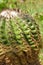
[0,10,41,65]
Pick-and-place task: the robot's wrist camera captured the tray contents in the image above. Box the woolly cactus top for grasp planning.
[0,10,41,55]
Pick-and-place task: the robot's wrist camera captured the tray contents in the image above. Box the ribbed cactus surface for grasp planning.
[0,10,41,65]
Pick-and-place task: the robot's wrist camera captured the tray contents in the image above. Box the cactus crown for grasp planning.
[0,10,41,51]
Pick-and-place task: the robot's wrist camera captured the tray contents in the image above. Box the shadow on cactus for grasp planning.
[0,9,42,65]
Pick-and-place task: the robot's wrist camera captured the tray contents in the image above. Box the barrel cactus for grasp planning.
[0,9,42,65]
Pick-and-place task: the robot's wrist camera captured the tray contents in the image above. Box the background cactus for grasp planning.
[0,10,41,65]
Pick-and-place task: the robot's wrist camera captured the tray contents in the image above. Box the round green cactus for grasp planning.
[0,10,41,65]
